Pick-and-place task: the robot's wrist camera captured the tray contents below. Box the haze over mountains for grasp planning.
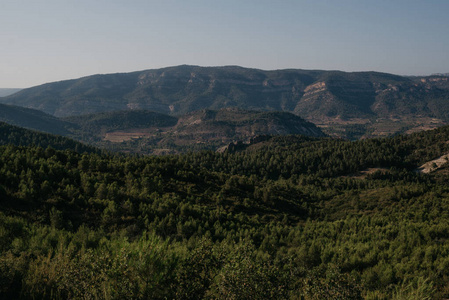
[1,65,449,141]
[0,88,22,97]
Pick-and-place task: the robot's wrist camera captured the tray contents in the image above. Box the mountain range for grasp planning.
[1,65,449,139]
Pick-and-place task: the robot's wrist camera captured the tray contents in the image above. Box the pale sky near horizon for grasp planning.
[1,0,448,88]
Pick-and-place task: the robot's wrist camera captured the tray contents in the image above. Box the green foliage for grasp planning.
[303,265,362,300]
[392,277,434,300]
[1,125,449,298]
[211,241,289,299]
[0,122,99,153]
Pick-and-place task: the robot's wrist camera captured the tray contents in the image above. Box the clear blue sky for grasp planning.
[1,0,448,88]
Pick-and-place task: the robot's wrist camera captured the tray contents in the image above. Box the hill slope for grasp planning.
[0,122,98,153]
[2,125,449,298]
[2,65,449,138]
[174,108,325,139]
[0,103,72,135]
[64,110,178,142]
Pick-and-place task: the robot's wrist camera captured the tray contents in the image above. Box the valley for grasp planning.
[1,105,326,154]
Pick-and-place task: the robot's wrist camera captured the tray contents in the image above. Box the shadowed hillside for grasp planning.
[0,103,72,135]
[0,122,98,153]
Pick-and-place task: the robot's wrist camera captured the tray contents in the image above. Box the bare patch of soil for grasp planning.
[104,128,165,142]
[417,153,449,173]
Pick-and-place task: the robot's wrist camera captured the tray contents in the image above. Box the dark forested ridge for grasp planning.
[0,122,99,154]
[0,103,72,136]
[1,65,449,138]
[65,109,179,132]
[1,124,449,298]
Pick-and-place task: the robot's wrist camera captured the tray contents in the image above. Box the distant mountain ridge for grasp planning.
[1,65,449,138]
[0,88,22,97]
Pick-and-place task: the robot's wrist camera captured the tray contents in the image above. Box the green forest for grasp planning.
[2,122,449,299]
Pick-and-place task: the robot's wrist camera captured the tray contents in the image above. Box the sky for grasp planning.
[1,0,449,88]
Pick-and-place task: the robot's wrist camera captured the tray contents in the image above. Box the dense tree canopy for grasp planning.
[1,125,449,298]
